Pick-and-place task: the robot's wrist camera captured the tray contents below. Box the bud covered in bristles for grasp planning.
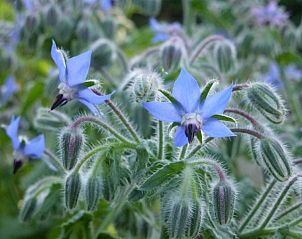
[214,39,236,73]
[127,69,162,103]
[246,82,286,124]
[19,197,37,222]
[212,180,235,225]
[84,174,103,211]
[160,37,185,73]
[259,137,292,182]
[91,40,115,67]
[45,4,60,27]
[64,172,81,210]
[60,127,84,170]
[133,0,162,16]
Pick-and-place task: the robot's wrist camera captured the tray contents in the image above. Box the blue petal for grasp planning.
[149,18,160,32]
[77,88,112,104]
[172,68,201,113]
[202,119,235,138]
[101,0,112,11]
[24,135,45,158]
[51,40,66,82]
[2,76,18,102]
[143,102,182,123]
[6,116,20,150]
[66,50,92,87]
[78,99,101,115]
[199,85,233,119]
[152,33,169,43]
[174,126,188,147]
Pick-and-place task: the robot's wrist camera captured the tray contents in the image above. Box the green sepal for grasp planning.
[200,80,216,104]
[168,122,181,133]
[212,114,237,123]
[82,80,96,88]
[197,131,203,144]
[159,89,178,104]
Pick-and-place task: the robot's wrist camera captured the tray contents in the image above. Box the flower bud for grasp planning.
[45,4,60,27]
[25,14,39,33]
[61,127,84,170]
[64,172,81,210]
[160,37,184,73]
[133,0,162,16]
[91,40,114,68]
[185,200,203,238]
[212,180,235,225]
[214,39,236,73]
[19,197,37,222]
[35,108,71,131]
[76,21,91,43]
[84,174,102,211]
[246,82,286,124]
[101,17,117,39]
[127,69,162,103]
[259,137,292,182]
[54,17,73,43]
[251,29,276,56]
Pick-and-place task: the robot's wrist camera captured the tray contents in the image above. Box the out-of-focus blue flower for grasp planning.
[284,65,302,81]
[23,0,33,12]
[251,1,288,27]
[0,76,18,106]
[83,0,112,11]
[50,40,113,114]
[263,63,283,88]
[143,68,235,147]
[149,18,182,43]
[5,116,45,174]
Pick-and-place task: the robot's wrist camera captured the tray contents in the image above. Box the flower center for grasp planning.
[181,113,202,143]
[58,83,76,100]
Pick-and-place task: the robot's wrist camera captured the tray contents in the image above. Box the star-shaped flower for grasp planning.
[263,63,282,88]
[83,0,112,11]
[0,76,18,106]
[149,18,182,43]
[143,68,235,147]
[6,116,45,174]
[50,40,113,114]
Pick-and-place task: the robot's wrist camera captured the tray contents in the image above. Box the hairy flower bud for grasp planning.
[101,17,117,39]
[160,37,184,73]
[127,69,162,103]
[246,82,286,124]
[212,180,235,225]
[54,17,73,43]
[64,172,81,210]
[45,4,60,27]
[61,127,84,170]
[214,39,236,73]
[259,137,292,182]
[25,14,39,33]
[91,40,114,67]
[84,174,102,211]
[19,197,37,222]
[133,0,162,16]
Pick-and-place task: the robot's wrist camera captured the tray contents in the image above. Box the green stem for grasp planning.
[71,115,134,145]
[158,121,164,160]
[189,159,225,181]
[178,145,188,160]
[231,128,264,139]
[224,108,259,127]
[116,48,129,74]
[239,179,276,232]
[106,100,141,143]
[186,137,214,159]
[182,0,193,37]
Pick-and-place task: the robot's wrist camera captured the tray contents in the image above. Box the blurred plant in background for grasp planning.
[1,0,302,238]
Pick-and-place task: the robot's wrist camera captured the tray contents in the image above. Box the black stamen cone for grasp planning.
[50,94,68,110]
[185,124,199,144]
[13,159,23,174]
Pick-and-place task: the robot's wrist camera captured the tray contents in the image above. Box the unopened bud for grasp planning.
[259,137,292,182]
[252,29,276,56]
[185,200,203,238]
[214,39,236,73]
[61,127,84,170]
[160,37,184,73]
[101,17,117,39]
[46,4,60,27]
[25,14,39,33]
[76,21,91,42]
[91,40,114,67]
[19,197,37,222]
[84,174,102,211]
[213,180,235,225]
[246,82,286,124]
[55,17,73,43]
[127,69,162,103]
[133,0,162,16]
[64,172,81,210]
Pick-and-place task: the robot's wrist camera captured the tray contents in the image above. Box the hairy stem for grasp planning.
[116,48,129,73]
[44,149,64,173]
[231,128,264,139]
[224,108,259,126]
[186,137,214,159]
[158,121,164,161]
[274,201,302,221]
[178,144,188,160]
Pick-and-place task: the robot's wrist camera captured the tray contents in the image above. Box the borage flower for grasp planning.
[263,63,282,88]
[149,18,182,43]
[0,76,18,106]
[5,116,44,174]
[143,68,235,147]
[284,65,302,81]
[50,40,113,114]
[83,0,112,12]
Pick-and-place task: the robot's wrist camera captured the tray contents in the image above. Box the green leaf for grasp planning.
[200,81,216,103]
[20,81,44,115]
[96,232,118,239]
[140,161,185,191]
[212,114,236,123]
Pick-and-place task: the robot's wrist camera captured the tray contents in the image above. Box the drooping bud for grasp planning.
[133,0,162,16]
[25,14,39,33]
[84,174,103,211]
[212,180,235,225]
[259,137,292,182]
[101,17,117,39]
[19,197,37,222]
[214,39,236,73]
[45,4,60,27]
[185,200,203,238]
[64,172,81,210]
[54,17,73,43]
[76,21,92,43]
[60,127,84,170]
[246,82,286,124]
[160,37,184,73]
[91,39,115,67]
[251,29,276,56]
[127,69,162,103]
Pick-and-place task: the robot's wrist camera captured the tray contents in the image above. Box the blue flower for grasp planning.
[83,0,112,11]
[5,116,45,174]
[50,40,113,114]
[0,76,18,106]
[143,68,235,147]
[263,63,283,88]
[251,1,288,27]
[284,65,302,81]
[149,18,182,43]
